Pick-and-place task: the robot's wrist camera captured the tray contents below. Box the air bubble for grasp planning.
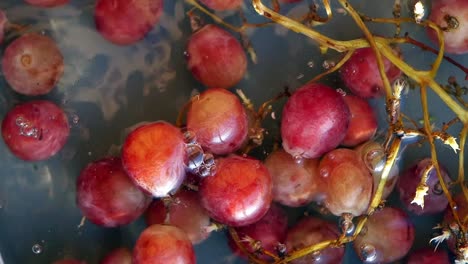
[319,167,330,178]
[187,145,204,171]
[182,129,197,144]
[336,88,347,96]
[339,213,355,236]
[293,156,304,164]
[312,251,322,261]
[360,244,377,263]
[32,244,42,254]
[203,153,215,167]
[307,61,314,68]
[364,149,386,174]
[322,60,336,69]
[432,182,443,195]
[72,114,80,124]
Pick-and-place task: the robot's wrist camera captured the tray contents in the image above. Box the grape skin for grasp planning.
[407,248,450,264]
[0,9,7,44]
[100,248,132,264]
[341,95,378,147]
[198,0,243,11]
[2,33,64,96]
[25,0,69,7]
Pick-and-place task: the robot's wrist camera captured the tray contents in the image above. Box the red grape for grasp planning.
[444,194,468,254]
[397,158,451,215]
[341,95,378,147]
[95,0,164,45]
[354,207,415,263]
[1,100,69,161]
[186,24,247,89]
[264,149,324,207]
[122,121,187,198]
[198,0,243,11]
[340,47,402,98]
[133,224,196,264]
[286,217,345,264]
[228,204,288,261]
[25,0,69,7]
[319,148,373,216]
[2,33,64,96]
[187,88,248,155]
[100,248,132,264]
[281,83,350,159]
[0,9,6,44]
[52,260,86,264]
[407,248,450,264]
[199,155,272,226]
[145,189,211,244]
[77,157,152,227]
[427,0,468,54]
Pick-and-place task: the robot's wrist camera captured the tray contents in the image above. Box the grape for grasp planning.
[145,189,211,244]
[281,83,350,159]
[397,158,451,215]
[354,207,415,263]
[76,157,152,227]
[1,100,69,161]
[264,149,324,207]
[95,0,164,45]
[286,217,344,264]
[52,260,86,264]
[187,88,248,155]
[2,33,64,96]
[122,121,187,198]
[25,0,69,7]
[407,248,450,264]
[444,194,468,254]
[133,224,196,264]
[340,47,402,98]
[319,148,373,216]
[198,0,243,11]
[355,141,399,200]
[228,204,288,261]
[199,155,272,226]
[100,248,132,264]
[427,0,468,54]
[186,24,247,88]
[341,95,378,147]
[0,9,7,44]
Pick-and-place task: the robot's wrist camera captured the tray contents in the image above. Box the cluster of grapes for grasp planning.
[0,0,467,264]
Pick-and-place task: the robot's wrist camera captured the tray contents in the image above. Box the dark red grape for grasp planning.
[228,204,288,261]
[444,194,468,254]
[133,224,196,264]
[52,259,86,264]
[264,149,324,207]
[281,83,350,159]
[341,95,378,147]
[199,155,272,226]
[145,189,211,244]
[319,148,373,216]
[122,121,187,198]
[340,47,402,98]
[77,157,151,227]
[186,24,247,88]
[286,217,345,264]
[427,0,468,54]
[407,248,450,264]
[2,33,64,95]
[25,0,69,7]
[187,88,248,155]
[198,0,243,11]
[95,0,164,45]
[354,207,415,263]
[1,100,69,161]
[397,158,451,215]
[100,248,132,264]
[0,9,6,44]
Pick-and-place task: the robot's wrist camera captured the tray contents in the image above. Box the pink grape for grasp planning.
[100,248,132,264]
[2,33,64,95]
[133,224,196,264]
[340,47,402,98]
[198,0,243,11]
[122,121,187,198]
[186,24,247,88]
[407,248,450,264]
[228,204,288,261]
[264,149,324,207]
[25,0,69,7]
[319,148,373,216]
[199,155,273,226]
[187,88,248,155]
[354,207,415,263]
[341,95,378,147]
[0,9,6,44]
[427,0,468,54]
[145,189,211,244]
[281,83,350,159]
[76,157,152,227]
[286,217,345,264]
[95,0,164,45]
[397,158,451,215]
[1,100,69,161]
